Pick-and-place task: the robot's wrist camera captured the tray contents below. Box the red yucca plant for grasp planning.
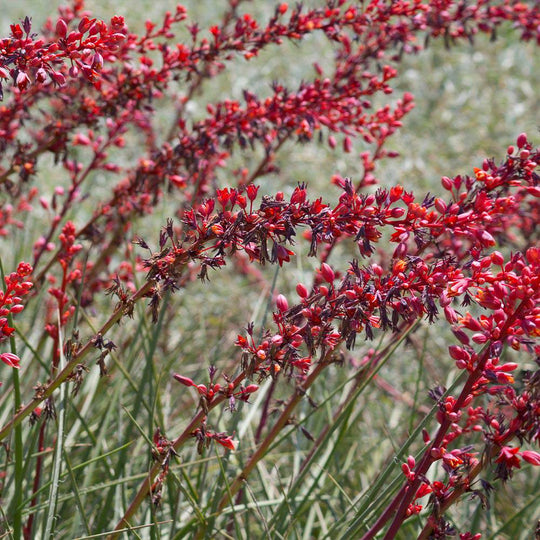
[0,1,538,538]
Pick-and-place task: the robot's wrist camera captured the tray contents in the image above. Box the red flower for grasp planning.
[214,435,236,451]
[495,446,521,469]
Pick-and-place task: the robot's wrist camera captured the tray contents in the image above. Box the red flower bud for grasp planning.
[441,176,453,191]
[173,374,195,387]
[276,294,288,312]
[51,71,66,86]
[56,18,68,38]
[448,345,470,362]
[498,362,518,372]
[516,132,527,148]
[0,352,20,369]
[452,328,469,345]
[296,283,309,298]
[78,16,92,34]
[491,251,504,266]
[434,198,447,214]
[471,333,487,344]
[521,450,540,466]
[320,263,335,283]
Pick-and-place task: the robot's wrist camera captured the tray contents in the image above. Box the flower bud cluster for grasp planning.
[0,262,32,369]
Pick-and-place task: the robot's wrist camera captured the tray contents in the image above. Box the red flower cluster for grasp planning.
[0,262,32,369]
[0,12,126,98]
[174,372,258,413]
